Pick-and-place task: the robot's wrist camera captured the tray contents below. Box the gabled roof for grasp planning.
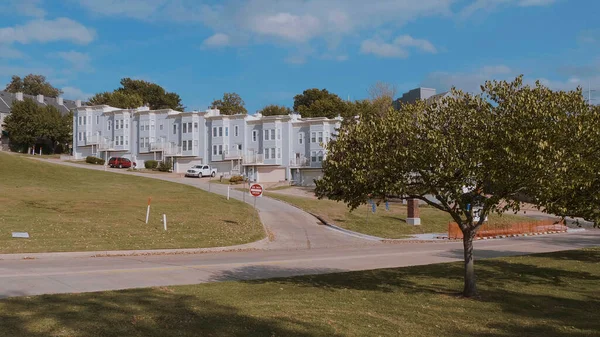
[0,91,83,116]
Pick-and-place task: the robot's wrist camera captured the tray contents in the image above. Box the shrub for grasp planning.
[85,156,105,165]
[157,158,172,172]
[229,175,244,184]
[145,160,159,169]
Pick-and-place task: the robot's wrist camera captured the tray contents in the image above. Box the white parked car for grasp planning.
[185,165,217,178]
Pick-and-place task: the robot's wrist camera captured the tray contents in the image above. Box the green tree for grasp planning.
[211,92,247,115]
[88,78,184,111]
[259,104,292,116]
[2,98,43,150]
[39,106,73,153]
[293,88,347,118]
[4,74,62,97]
[315,76,591,297]
[88,91,144,109]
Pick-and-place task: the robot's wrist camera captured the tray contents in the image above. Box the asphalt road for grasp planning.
[1,230,598,298]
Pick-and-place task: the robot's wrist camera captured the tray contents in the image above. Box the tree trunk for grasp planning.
[462,229,477,297]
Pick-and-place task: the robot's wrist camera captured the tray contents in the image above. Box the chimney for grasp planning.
[37,94,44,103]
[57,96,64,106]
[15,92,23,101]
[75,99,82,107]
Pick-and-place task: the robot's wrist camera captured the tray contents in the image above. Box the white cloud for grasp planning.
[201,33,231,49]
[249,13,322,42]
[0,18,95,45]
[578,29,599,46]
[75,0,168,20]
[394,35,437,54]
[460,0,556,18]
[0,0,46,18]
[360,35,436,58]
[61,86,93,100]
[51,51,92,71]
[360,39,409,58]
[0,45,24,59]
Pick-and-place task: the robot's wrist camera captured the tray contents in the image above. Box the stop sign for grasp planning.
[249,184,263,197]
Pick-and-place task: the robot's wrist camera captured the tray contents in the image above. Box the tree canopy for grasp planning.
[259,104,292,116]
[4,74,62,98]
[293,88,347,118]
[89,78,184,111]
[315,75,598,297]
[211,92,247,115]
[3,98,72,153]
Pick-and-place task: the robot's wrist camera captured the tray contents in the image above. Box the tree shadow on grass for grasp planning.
[0,288,329,337]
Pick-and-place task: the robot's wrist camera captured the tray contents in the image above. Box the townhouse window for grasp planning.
[83,117,86,125]
[140,137,145,148]
[234,125,239,137]
[121,136,125,146]
[318,131,323,143]
[218,127,223,137]
[88,116,91,125]
[218,145,223,155]
[160,123,163,131]
[183,141,187,151]
[78,132,81,141]
[78,116,81,125]
[270,129,275,140]
[115,120,119,130]
[311,132,316,143]
[277,148,281,159]
[146,137,149,147]
[265,148,270,159]
[183,123,187,134]
[252,130,257,142]
[173,124,177,134]
[194,122,198,130]
[188,140,192,150]
[213,127,217,137]
[225,127,229,137]
[145,122,149,131]
[125,120,129,129]
[121,120,124,129]
[325,131,330,143]
[298,133,303,144]
[107,121,112,131]
[237,144,242,151]
[318,151,323,162]
[96,116,99,124]
[125,137,129,146]
[213,145,217,155]
[194,140,198,147]
[277,129,281,140]
[311,151,317,162]
[271,148,276,159]
[151,121,155,130]
[264,129,268,141]
[188,123,192,133]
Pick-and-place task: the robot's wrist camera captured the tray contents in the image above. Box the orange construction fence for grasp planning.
[448,219,567,240]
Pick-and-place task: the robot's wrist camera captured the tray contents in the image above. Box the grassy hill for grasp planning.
[0,153,264,253]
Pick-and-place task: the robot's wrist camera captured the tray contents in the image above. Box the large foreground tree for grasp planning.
[89,78,184,111]
[315,76,595,297]
[293,88,347,118]
[4,74,62,97]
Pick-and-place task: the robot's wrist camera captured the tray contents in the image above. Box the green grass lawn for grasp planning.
[267,193,530,238]
[1,247,598,337]
[0,153,264,253]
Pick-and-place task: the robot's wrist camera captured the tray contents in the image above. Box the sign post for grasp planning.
[249,183,263,208]
[145,197,152,224]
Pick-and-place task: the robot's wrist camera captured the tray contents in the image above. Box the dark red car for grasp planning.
[108,157,135,169]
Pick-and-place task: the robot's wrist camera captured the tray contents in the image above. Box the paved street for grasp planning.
[1,230,598,298]
[0,158,598,299]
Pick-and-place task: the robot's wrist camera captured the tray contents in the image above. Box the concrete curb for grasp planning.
[0,238,270,261]
[445,230,574,242]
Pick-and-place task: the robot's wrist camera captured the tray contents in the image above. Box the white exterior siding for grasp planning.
[73,107,341,184]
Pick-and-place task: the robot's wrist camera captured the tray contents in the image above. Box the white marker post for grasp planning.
[145,197,152,224]
[163,214,167,231]
[227,186,230,200]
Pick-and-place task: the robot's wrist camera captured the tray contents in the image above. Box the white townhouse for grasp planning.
[72,105,340,186]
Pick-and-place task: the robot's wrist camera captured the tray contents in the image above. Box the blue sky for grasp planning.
[1,0,599,112]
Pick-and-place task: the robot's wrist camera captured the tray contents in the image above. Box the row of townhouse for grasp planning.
[72,105,340,186]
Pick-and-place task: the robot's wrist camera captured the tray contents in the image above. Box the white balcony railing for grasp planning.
[242,153,264,164]
[290,156,310,167]
[150,142,167,152]
[223,150,242,160]
[164,145,182,156]
[86,135,101,145]
[97,140,128,151]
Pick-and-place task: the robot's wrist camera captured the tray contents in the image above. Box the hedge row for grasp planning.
[85,156,105,165]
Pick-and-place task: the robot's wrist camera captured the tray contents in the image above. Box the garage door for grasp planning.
[175,158,202,173]
[257,167,286,183]
[301,169,323,186]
